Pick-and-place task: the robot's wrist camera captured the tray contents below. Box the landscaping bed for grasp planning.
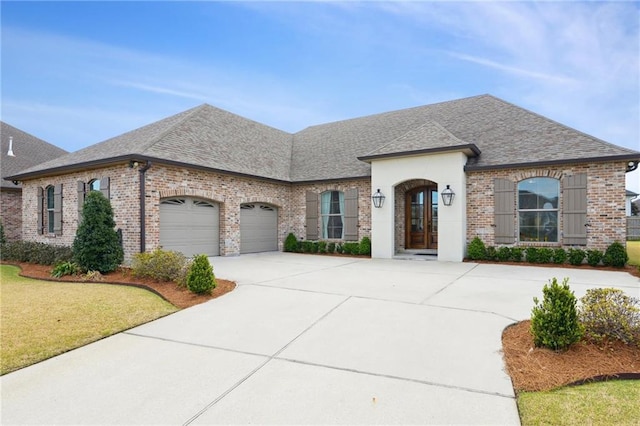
[502,320,640,392]
[4,262,235,309]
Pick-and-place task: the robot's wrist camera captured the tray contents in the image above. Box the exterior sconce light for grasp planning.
[441,185,455,206]
[129,160,140,169]
[372,188,386,208]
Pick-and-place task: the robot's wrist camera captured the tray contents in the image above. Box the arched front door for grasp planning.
[405,186,438,249]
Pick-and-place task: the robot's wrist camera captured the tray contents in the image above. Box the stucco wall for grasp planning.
[466,161,628,250]
[1,189,22,242]
[370,151,469,261]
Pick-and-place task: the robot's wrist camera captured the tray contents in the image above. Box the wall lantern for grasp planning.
[372,188,386,208]
[441,185,455,206]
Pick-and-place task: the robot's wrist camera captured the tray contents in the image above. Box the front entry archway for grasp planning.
[405,185,438,250]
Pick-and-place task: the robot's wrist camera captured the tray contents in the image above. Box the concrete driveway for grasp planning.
[2,253,638,425]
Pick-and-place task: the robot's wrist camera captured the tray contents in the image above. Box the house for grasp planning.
[1,122,67,242]
[626,190,638,216]
[5,95,640,262]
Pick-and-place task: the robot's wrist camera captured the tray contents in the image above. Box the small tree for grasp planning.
[72,191,123,273]
[186,254,216,294]
[530,277,583,351]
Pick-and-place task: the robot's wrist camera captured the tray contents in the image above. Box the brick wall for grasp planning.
[1,189,22,242]
[290,179,372,242]
[466,161,628,250]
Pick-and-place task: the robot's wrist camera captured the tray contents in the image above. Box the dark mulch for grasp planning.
[502,320,640,392]
[3,262,235,309]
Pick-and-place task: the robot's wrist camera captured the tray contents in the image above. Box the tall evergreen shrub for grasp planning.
[186,254,216,294]
[72,191,123,273]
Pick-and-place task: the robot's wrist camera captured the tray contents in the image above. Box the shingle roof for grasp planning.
[5,94,639,183]
[10,104,293,182]
[1,122,67,189]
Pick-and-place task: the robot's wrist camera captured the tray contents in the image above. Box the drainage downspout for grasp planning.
[139,161,152,253]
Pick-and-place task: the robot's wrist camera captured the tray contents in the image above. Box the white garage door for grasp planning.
[159,198,219,257]
[240,203,278,254]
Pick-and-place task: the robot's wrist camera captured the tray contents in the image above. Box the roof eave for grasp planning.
[358,144,481,163]
[464,154,640,172]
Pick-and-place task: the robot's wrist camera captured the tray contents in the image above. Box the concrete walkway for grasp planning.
[2,253,638,425]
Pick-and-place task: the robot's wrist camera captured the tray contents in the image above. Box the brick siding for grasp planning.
[466,161,628,250]
[1,189,22,242]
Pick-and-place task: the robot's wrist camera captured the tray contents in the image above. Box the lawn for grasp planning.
[0,265,178,375]
[518,380,640,425]
[627,240,640,266]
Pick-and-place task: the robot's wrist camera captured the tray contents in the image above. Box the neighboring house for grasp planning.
[626,190,638,216]
[1,122,67,242]
[6,95,640,261]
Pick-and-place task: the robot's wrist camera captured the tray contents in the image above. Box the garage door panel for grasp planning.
[240,204,278,254]
[160,198,219,257]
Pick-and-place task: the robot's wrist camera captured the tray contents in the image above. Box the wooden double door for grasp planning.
[405,186,438,250]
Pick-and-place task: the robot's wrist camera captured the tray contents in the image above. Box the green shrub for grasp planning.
[552,248,567,264]
[568,248,586,266]
[0,221,6,245]
[603,241,628,268]
[484,246,496,261]
[336,244,343,254]
[310,242,319,253]
[51,261,79,278]
[132,248,189,283]
[327,242,336,253]
[530,277,583,351]
[301,241,313,253]
[186,254,216,294]
[586,249,603,267]
[284,233,299,252]
[359,236,371,256]
[579,288,640,346]
[72,192,123,273]
[342,242,360,255]
[525,247,540,263]
[496,246,511,262]
[0,241,73,265]
[510,247,524,262]
[317,241,327,253]
[538,248,553,264]
[467,237,487,260]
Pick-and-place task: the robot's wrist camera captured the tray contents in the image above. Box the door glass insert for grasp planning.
[431,190,438,234]
[411,191,424,232]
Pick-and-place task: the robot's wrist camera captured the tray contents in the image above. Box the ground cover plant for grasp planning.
[0,265,178,375]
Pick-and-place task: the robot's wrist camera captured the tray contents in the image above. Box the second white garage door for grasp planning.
[240,203,278,254]
[159,198,219,257]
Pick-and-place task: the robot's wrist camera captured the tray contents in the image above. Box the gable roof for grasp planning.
[5,95,639,184]
[1,122,67,190]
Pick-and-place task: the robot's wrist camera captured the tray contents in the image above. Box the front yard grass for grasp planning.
[517,380,640,425]
[0,265,178,375]
[627,240,640,266]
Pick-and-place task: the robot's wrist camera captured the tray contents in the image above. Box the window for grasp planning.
[46,185,55,233]
[518,178,559,242]
[321,191,344,239]
[89,179,101,192]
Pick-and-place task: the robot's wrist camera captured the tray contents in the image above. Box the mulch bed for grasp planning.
[466,259,640,278]
[3,262,236,309]
[502,320,640,392]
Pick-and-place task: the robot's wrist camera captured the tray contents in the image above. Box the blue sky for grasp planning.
[2,1,639,191]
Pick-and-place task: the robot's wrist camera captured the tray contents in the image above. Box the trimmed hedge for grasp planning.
[0,241,73,265]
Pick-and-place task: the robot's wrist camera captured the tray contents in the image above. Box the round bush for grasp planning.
[603,241,628,268]
[530,277,583,351]
[586,249,603,267]
[467,237,486,260]
[186,254,216,295]
[579,288,640,346]
[359,237,371,255]
[567,248,586,266]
